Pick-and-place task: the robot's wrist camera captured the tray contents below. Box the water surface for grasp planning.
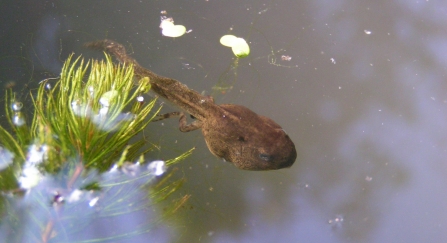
[1,0,447,242]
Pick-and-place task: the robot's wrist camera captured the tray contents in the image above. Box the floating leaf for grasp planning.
[160,17,186,38]
[219,35,250,58]
[220,35,238,47]
[231,38,250,58]
[162,25,186,37]
[160,19,175,29]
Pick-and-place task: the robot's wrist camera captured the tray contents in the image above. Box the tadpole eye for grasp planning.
[238,136,245,142]
[259,153,274,162]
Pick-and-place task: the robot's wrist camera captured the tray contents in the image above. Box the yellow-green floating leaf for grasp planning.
[231,38,250,58]
[219,35,250,58]
[220,35,238,47]
[160,17,186,38]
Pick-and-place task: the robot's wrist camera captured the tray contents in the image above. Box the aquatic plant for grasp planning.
[160,16,187,38]
[220,35,250,58]
[0,54,192,242]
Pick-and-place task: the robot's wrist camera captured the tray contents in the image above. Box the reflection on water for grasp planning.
[20,144,48,189]
[0,50,190,242]
[0,147,14,171]
[0,158,170,242]
[3,0,447,242]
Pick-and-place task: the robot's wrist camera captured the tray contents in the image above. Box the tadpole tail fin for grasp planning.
[85,39,159,80]
[84,39,138,66]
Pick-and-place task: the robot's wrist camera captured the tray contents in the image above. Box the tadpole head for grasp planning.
[202,104,297,171]
[234,131,297,171]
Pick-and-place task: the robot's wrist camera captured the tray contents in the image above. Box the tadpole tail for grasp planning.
[84,39,158,79]
[85,39,220,121]
[84,39,137,65]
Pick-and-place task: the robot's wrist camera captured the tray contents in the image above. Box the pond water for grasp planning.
[2,0,447,242]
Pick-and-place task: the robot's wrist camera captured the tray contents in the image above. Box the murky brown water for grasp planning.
[2,0,447,242]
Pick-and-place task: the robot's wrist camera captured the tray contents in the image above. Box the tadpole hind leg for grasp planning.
[152,111,202,132]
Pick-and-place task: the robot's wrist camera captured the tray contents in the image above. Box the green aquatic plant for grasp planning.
[0,54,193,242]
[220,35,250,58]
[212,35,249,94]
[31,54,157,171]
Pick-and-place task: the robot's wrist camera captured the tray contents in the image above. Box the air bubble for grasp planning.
[12,101,23,111]
[88,86,94,97]
[13,114,25,126]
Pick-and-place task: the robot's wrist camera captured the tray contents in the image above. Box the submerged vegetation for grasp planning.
[0,54,192,242]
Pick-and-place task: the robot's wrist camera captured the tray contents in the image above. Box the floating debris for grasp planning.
[281,55,292,61]
[328,214,344,229]
[4,80,16,89]
[52,191,65,205]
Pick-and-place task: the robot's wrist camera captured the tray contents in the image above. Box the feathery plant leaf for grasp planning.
[30,54,157,171]
[0,53,193,242]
